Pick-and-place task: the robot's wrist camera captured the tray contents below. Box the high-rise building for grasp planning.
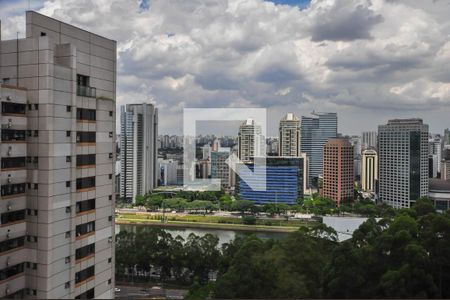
[443,129,450,147]
[120,103,158,202]
[361,148,378,193]
[322,138,354,206]
[159,159,179,186]
[378,119,429,208]
[278,113,300,157]
[429,136,442,177]
[300,112,337,186]
[211,149,231,189]
[236,157,305,205]
[361,131,377,150]
[0,12,115,298]
[238,118,263,162]
[441,149,450,180]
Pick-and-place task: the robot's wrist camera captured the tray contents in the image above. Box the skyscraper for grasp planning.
[322,138,354,206]
[361,148,378,193]
[211,149,231,189]
[441,149,450,180]
[443,129,450,147]
[300,112,337,186]
[429,135,442,177]
[120,103,158,202]
[238,119,263,162]
[378,119,429,208]
[361,131,378,150]
[278,113,300,157]
[0,12,115,298]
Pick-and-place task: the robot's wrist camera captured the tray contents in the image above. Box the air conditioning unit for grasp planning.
[7,203,12,211]
[6,96,11,101]
[108,236,113,243]
[7,147,12,156]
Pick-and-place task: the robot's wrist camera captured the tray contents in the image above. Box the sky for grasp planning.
[1,0,449,136]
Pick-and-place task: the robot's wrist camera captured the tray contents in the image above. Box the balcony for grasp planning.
[1,102,26,116]
[76,154,96,168]
[0,209,26,226]
[76,132,96,144]
[76,108,96,122]
[77,85,96,98]
[1,183,26,198]
[76,176,96,191]
[1,129,26,142]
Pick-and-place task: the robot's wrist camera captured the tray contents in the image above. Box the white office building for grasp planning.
[0,11,116,299]
[278,113,300,157]
[361,148,378,193]
[378,119,429,208]
[238,119,263,163]
[120,103,158,202]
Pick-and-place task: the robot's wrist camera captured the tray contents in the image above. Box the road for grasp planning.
[115,284,188,299]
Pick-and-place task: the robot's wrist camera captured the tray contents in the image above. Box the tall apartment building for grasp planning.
[322,138,354,206]
[429,136,442,177]
[120,103,158,202]
[378,119,429,208]
[211,149,231,189]
[278,113,300,157]
[361,148,378,193]
[361,131,377,150]
[300,112,337,186]
[442,149,450,180]
[238,118,263,162]
[443,129,450,148]
[0,12,116,298]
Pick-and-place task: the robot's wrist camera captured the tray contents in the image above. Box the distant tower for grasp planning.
[378,119,429,208]
[300,112,337,186]
[361,148,378,192]
[120,103,158,202]
[322,138,354,206]
[238,118,263,162]
[361,131,377,150]
[279,112,300,157]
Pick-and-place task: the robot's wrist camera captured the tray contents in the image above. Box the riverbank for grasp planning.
[116,214,308,233]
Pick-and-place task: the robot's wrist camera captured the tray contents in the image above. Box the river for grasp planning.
[115,224,289,245]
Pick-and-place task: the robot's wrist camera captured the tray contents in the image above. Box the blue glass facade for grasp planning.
[236,157,304,205]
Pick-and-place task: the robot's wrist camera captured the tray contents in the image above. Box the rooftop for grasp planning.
[429,179,450,192]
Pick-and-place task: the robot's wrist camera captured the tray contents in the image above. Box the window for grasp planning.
[34,183,38,190]
[0,263,24,281]
[76,177,95,190]
[108,195,112,201]
[109,153,113,159]
[1,157,26,170]
[76,154,96,167]
[76,132,96,143]
[75,243,95,260]
[1,102,26,115]
[66,206,71,213]
[76,221,95,237]
[34,130,38,137]
[109,111,113,117]
[109,174,112,180]
[66,181,71,188]
[67,106,71,112]
[108,216,113,222]
[108,258,112,263]
[76,199,95,214]
[66,131,71,137]
[109,132,113,138]
[76,74,96,98]
[1,129,26,142]
[65,282,71,289]
[0,236,25,254]
[34,104,39,110]
[40,32,46,36]
[65,256,71,264]
[76,108,96,121]
[75,266,95,284]
[65,231,71,238]
[1,209,26,225]
[66,156,72,163]
[75,288,94,299]
[108,278,112,284]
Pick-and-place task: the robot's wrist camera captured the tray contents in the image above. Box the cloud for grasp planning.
[1,0,449,135]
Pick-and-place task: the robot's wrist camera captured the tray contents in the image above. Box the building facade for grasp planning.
[361,131,377,150]
[236,157,305,205]
[0,12,115,298]
[429,179,450,212]
[322,138,354,206]
[361,148,378,193]
[378,119,429,208]
[211,149,231,189]
[120,103,158,202]
[300,112,337,186]
[238,119,263,162]
[441,149,450,180]
[278,113,300,157]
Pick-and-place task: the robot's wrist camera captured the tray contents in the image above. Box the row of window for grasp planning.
[76,221,95,237]
[1,102,26,115]
[0,263,24,282]
[75,243,95,261]
[0,236,25,254]
[77,154,96,166]
[0,183,26,197]
[75,265,95,284]
[1,157,26,170]
[76,176,96,190]
[77,108,96,121]
[0,209,26,225]
[76,199,95,214]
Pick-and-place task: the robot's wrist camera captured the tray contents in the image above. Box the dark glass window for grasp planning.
[0,236,25,254]
[76,108,96,121]
[76,74,96,98]
[1,209,26,225]
[75,243,95,260]
[1,129,26,142]
[76,221,95,237]
[76,154,96,166]
[75,288,95,299]
[76,199,95,213]
[76,177,95,190]
[1,183,26,197]
[0,263,24,281]
[75,266,95,284]
[1,157,26,170]
[76,132,96,143]
[1,102,26,115]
